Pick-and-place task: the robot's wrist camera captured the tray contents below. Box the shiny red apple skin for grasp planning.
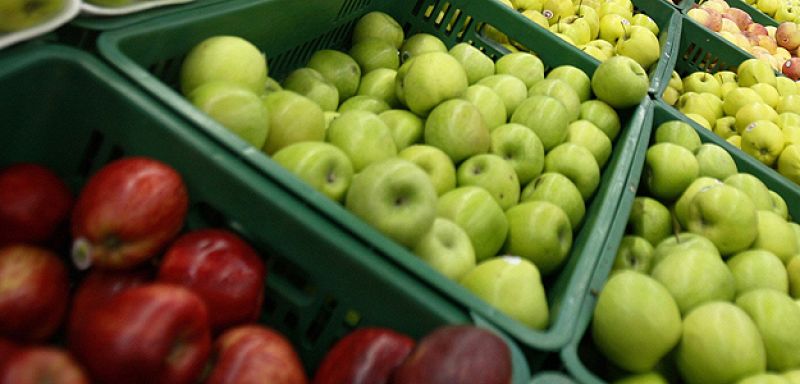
[0,245,70,343]
[157,229,266,333]
[0,346,90,384]
[0,339,18,367]
[313,327,415,384]
[205,324,308,384]
[70,157,189,270]
[390,325,512,384]
[783,57,800,80]
[69,283,211,384]
[0,163,72,246]
[67,266,153,337]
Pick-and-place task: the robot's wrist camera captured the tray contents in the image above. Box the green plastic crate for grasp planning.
[671,0,695,12]
[530,371,578,384]
[727,0,778,27]
[560,98,800,383]
[0,43,534,381]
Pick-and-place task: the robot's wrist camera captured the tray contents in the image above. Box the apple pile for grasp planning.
[741,0,800,23]
[590,118,800,383]
[687,0,800,73]
[0,0,65,33]
[662,57,800,186]
[482,0,662,71]
[176,10,651,331]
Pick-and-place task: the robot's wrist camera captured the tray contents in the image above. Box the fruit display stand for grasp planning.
[635,0,685,96]
[96,0,652,356]
[559,98,800,383]
[0,42,535,381]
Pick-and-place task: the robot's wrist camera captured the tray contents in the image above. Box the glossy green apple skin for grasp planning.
[651,249,736,315]
[399,33,447,61]
[272,141,354,202]
[398,145,456,196]
[547,65,591,102]
[437,186,508,262]
[544,142,600,200]
[504,201,572,275]
[345,158,437,248]
[627,197,672,248]
[261,90,326,155]
[0,0,66,32]
[611,235,655,274]
[511,95,572,152]
[282,67,339,112]
[727,250,789,296]
[456,154,520,211]
[358,68,400,109]
[565,119,612,168]
[520,172,585,230]
[654,120,701,152]
[611,372,669,384]
[736,373,792,384]
[490,123,545,186]
[592,271,682,373]
[180,35,268,96]
[337,95,390,114]
[413,217,476,281]
[461,85,507,131]
[396,52,468,116]
[326,110,397,172]
[379,109,423,150]
[673,177,723,229]
[448,43,495,85]
[188,81,270,148]
[695,144,738,181]
[652,232,720,267]
[528,78,581,121]
[787,255,800,299]
[580,99,621,140]
[686,184,758,256]
[736,289,800,371]
[644,143,699,202]
[676,301,767,384]
[349,38,400,73]
[352,11,404,48]
[424,99,491,163]
[768,190,789,219]
[459,256,549,329]
[307,49,361,101]
[590,55,649,109]
[494,52,545,90]
[477,74,529,117]
[752,210,799,264]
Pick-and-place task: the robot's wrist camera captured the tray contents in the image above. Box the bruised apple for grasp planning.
[313,327,414,384]
[70,157,189,270]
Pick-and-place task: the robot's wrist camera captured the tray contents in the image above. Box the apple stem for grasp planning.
[71,237,93,270]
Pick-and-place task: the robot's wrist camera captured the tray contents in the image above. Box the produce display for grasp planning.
[586,117,800,383]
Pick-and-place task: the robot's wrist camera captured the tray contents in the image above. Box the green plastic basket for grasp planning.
[530,371,578,384]
[97,0,651,352]
[0,43,534,381]
[560,98,800,383]
[727,0,778,27]
[671,0,696,12]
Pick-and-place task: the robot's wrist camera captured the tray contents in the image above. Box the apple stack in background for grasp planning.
[176,8,652,334]
[660,57,800,187]
[583,113,800,383]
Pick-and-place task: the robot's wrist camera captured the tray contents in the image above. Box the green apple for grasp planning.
[628,196,672,247]
[459,256,549,329]
[398,144,456,196]
[528,78,581,121]
[338,95,390,114]
[713,116,738,139]
[615,25,661,71]
[357,68,399,108]
[695,143,738,180]
[591,55,649,109]
[684,113,711,130]
[753,210,799,264]
[379,109,423,150]
[580,99,621,140]
[345,158,437,247]
[349,38,400,74]
[632,12,659,34]
[263,76,282,95]
[777,94,800,115]
[676,301,766,384]
[736,289,800,371]
[576,5,601,40]
[644,142,700,202]
[261,90,325,155]
[727,249,789,296]
[777,76,799,97]
[504,201,572,275]
[544,142,601,200]
[788,255,800,299]
[651,248,736,315]
[778,144,800,184]
[792,223,800,254]
[785,370,800,384]
[724,172,774,211]
[592,271,682,373]
[0,0,65,31]
[476,74,529,116]
[673,177,724,229]
[612,372,668,384]
[188,81,270,148]
[437,186,508,262]
[683,72,722,98]
[272,141,353,202]
[460,85,507,131]
[324,111,340,130]
[180,35,268,96]
[581,39,615,61]
[521,8,550,28]
[494,51,545,89]
[326,110,397,171]
[737,373,793,384]
[735,102,779,134]
[611,235,655,274]
[768,190,789,219]
[551,15,593,46]
[282,67,339,112]
[542,0,576,24]
[677,92,719,128]
[307,49,361,101]
[511,95,572,151]
[547,65,592,102]
[598,13,630,43]
[565,119,612,167]
[424,99,490,163]
[456,154,520,210]
[352,11,404,48]
[686,183,758,255]
[448,43,495,85]
[654,120,702,152]
[653,232,721,267]
[780,113,800,146]
[413,217,476,280]
[738,58,778,88]
[490,123,545,185]
[520,172,585,230]
[598,0,632,19]
[399,33,447,61]
[396,52,468,116]
[741,120,786,167]
[752,83,781,110]
[714,70,737,88]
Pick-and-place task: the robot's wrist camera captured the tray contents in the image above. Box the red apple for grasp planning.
[313,327,415,384]
[784,57,800,80]
[722,7,753,31]
[69,283,211,384]
[0,245,69,343]
[205,324,308,384]
[746,22,769,37]
[688,8,722,32]
[70,157,189,270]
[157,229,266,333]
[67,266,153,337]
[0,339,18,367]
[0,346,90,384]
[390,325,512,384]
[0,163,72,246]
[776,21,800,51]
